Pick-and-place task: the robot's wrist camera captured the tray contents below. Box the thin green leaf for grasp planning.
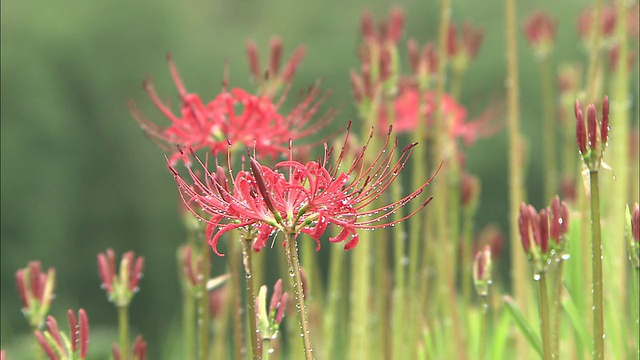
[502,295,543,357]
[561,289,594,355]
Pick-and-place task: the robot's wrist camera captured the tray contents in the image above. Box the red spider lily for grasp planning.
[15,261,56,328]
[34,309,89,360]
[97,249,144,307]
[378,84,499,146]
[129,55,333,164]
[169,124,438,256]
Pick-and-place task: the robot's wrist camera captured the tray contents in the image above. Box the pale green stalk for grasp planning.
[118,306,130,360]
[585,0,603,103]
[504,1,529,355]
[552,260,565,357]
[240,237,260,360]
[228,240,245,360]
[199,233,211,360]
[322,242,345,359]
[634,268,639,359]
[479,298,489,360]
[183,287,196,360]
[589,171,604,360]
[33,326,43,360]
[283,232,313,360]
[538,273,552,360]
[461,205,474,308]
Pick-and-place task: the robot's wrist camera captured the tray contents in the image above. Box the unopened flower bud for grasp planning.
[97,249,144,307]
[35,309,89,360]
[15,261,56,329]
[523,11,556,59]
[473,245,492,297]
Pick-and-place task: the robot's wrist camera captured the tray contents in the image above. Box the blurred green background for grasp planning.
[2,0,634,358]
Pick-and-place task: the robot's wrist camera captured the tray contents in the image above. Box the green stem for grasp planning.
[118,306,130,360]
[539,57,557,203]
[323,227,345,358]
[241,237,260,360]
[450,70,463,101]
[589,171,604,360]
[461,207,474,308]
[479,298,489,360]
[199,234,211,360]
[283,232,313,360]
[228,239,245,360]
[634,269,639,359]
[585,0,603,103]
[183,286,196,360]
[504,0,529,343]
[262,338,273,360]
[33,326,43,360]
[552,260,565,358]
[538,272,552,360]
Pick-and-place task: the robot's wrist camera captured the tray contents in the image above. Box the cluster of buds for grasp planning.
[246,37,306,98]
[97,249,144,307]
[576,6,618,47]
[15,261,56,329]
[407,39,438,91]
[112,335,147,360]
[255,279,288,348]
[351,7,405,112]
[626,203,640,269]
[518,196,570,274]
[177,244,204,296]
[447,21,484,75]
[34,309,89,360]
[575,96,609,172]
[523,11,556,60]
[473,245,492,297]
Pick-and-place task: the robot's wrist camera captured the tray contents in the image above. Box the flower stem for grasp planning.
[228,239,245,360]
[262,338,273,360]
[183,285,196,360]
[538,272,552,360]
[32,326,43,360]
[199,234,211,360]
[284,231,313,360]
[479,297,489,360]
[552,260,565,357]
[504,0,529,349]
[634,268,639,359]
[240,237,260,360]
[118,305,130,360]
[589,170,604,360]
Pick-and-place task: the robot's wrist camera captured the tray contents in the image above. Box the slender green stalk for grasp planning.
[589,171,604,360]
[183,286,196,360]
[262,338,273,360]
[450,71,463,101]
[634,268,639,359]
[539,57,557,203]
[228,239,245,360]
[283,232,313,360]
[33,326,43,360]
[118,306,130,360]
[538,273,552,360]
[461,206,474,307]
[504,0,529,344]
[199,234,211,360]
[552,260,565,358]
[241,237,260,360]
[479,298,489,360]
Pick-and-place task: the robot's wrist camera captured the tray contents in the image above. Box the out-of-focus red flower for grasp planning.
[577,6,618,43]
[246,37,306,98]
[447,21,484,73]
[378,84,499,146]
[15,261,56,329]
[523,11,556,59]
[170,125,438,256]
[607,44,637,72]
[129,56,332,164]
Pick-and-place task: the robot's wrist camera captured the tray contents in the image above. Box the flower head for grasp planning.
[447,21,484,73]
[518,196,570,274]
[129,56,333,164]
[577,6,618,45]
[170,124,438,256]
[97,249,144,307]
[575,96,609,171]
[523,11,556,59]
[378,84,499,146]
[34,309,89,360]
[15,261,56,329]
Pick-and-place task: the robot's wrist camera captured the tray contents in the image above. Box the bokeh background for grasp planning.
[2,0,636,358]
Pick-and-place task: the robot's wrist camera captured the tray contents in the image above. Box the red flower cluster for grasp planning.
[378,85,498,146]
[129,56,331,164]
[170,125,438,256]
